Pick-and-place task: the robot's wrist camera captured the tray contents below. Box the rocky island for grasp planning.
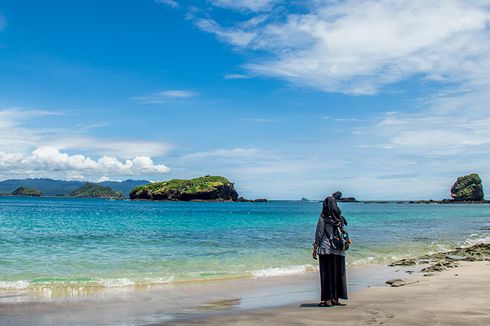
[130,176,240,201]
[71,183,123,199]
[408,173,488,204]
[450,173,484,201]
[11,186,42,197]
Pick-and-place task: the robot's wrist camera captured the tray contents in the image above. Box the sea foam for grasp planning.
[252,264,316,278]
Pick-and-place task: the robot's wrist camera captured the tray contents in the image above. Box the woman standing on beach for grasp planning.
[313,191,348,307]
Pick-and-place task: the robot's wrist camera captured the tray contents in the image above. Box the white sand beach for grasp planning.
[164,261,490,326]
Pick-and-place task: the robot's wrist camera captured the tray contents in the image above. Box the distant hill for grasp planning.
[0,178,149,197]
[98,180,151,197]
[11,186,42,197]
[71,183,123,199]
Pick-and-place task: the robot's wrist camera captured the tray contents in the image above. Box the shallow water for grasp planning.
[0,197,489,294]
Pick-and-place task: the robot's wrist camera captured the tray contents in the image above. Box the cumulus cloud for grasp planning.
[131,89,197,104]
[0,108,173,180]
[0,147,170,179]
[195,0,490,95]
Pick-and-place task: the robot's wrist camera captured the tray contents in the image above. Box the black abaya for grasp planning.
[319,254,348,301]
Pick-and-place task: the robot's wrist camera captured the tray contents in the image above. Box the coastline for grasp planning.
[0,263,403,325]
[2,243,488,325]
[162,260,490,326]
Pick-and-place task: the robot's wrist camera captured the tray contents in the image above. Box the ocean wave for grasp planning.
[96,278,135,287]
[0,280,30,290]
[0,276,175,291]
[252,264,316,278]
[464,234,490,246]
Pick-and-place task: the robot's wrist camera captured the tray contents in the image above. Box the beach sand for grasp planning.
[164,261,490,326]
[1,245,489,325]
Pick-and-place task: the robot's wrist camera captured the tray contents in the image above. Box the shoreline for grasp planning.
[2,243,488,325]
[0,263,400,325]
[162,260,490,326]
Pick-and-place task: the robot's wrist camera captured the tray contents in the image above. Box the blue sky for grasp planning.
[1,0,490,200]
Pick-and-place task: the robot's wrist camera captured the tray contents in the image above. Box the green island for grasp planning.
[130,175,241,201]
[70,183,123,199]
[11,186,42,197]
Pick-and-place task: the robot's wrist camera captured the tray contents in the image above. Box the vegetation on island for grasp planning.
[0,178,149,197]
[11,187,42,197]
[130,176,240,201]
[70,183,123,199]
[451,173,484,201]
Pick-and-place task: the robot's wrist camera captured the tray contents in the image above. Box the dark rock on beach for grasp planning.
[388,243,490,275]
[385,279,419,287]
[389,258,417,266]
[451,173,484,201]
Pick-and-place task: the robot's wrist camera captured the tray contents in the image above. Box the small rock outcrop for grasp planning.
[237,197,268,203]
[130,176,239,201]
[300,197,310,202]
[338,196,358,202]
[11,187,42,197]
[450,173,484,201]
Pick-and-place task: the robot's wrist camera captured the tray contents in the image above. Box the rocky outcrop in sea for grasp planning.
[451,173,484,201]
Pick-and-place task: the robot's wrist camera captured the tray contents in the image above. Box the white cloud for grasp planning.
[0,108,174,158]
[0,108,173,180]
[0,109,61,152]
[131,89,197,104]
[183,148,263,160]
[195,18,257,47]
[0,147,170,179]
[367,96,490,157]
[210,0,275,11]
[97,176,110,182]
[159,90,197,98]
[156,0,179,8]
[224,73,253,80]
[195,0,490,95]
[49,137,174,158]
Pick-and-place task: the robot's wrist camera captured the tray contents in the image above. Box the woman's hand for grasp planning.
[312,248,318,260]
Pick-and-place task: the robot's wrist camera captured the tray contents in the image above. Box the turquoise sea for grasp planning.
[0,197,489,295]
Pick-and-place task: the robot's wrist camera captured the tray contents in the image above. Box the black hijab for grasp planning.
[321,195,346,226]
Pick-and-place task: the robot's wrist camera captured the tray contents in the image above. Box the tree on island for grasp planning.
[70,183,123,199]
[130,176,239,201]
[11,187,42,197]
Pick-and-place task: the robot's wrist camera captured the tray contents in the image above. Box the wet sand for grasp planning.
[162,261,490,326]
[0,264,404,325]
[1,244,489,325]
